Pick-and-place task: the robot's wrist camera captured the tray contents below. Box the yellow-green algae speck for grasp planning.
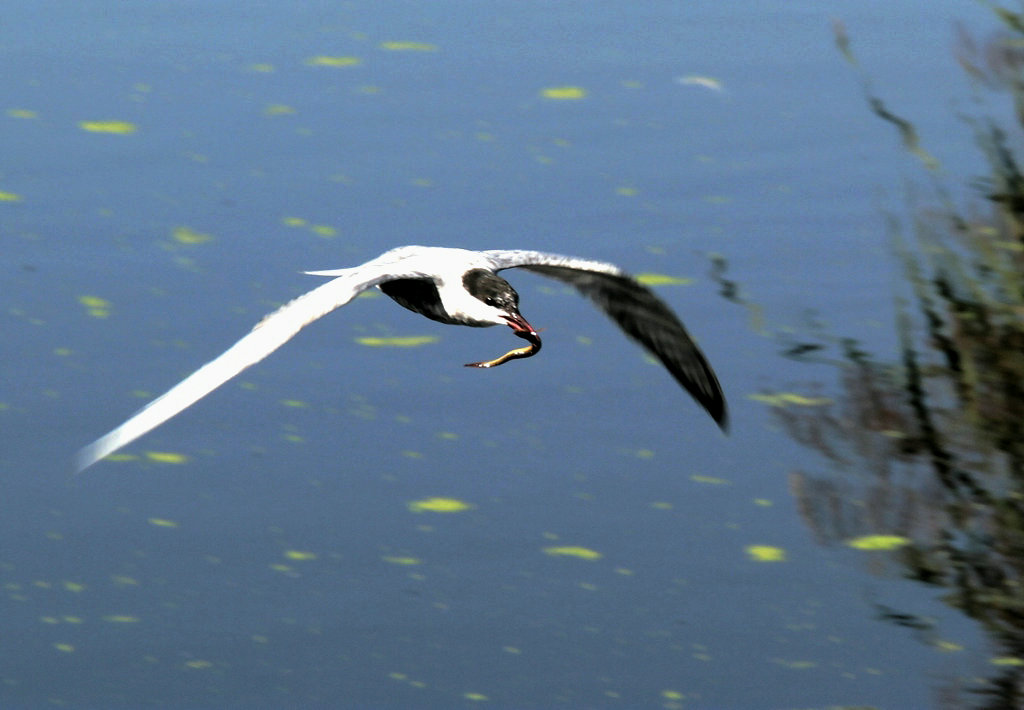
[172,226,213,245]
[306,56,362,67]
[845,534,911,551]
[283,550,317,561]
[379,41,438,51]
[145,451,189,464]
[543,546,603,560]
[78,120,137,134]
[745,545,786,562]
[356,335,439,347]
[78,295,111,318]
[749,392,833,407]
[407,497,473,513]
[541,86,587,100]
[635,273,693,286]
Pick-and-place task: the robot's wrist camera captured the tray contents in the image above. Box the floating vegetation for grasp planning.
[748,392,832,407]
[144,451,188,464]
[172,226,213,245]
[379,41,438,52]
[635,273,693,286]
[183,660,213,670]
[310,224,337,237]
[542,546,603,560]
[406,497,472,513]
[744,545,786,562]
[283,550,317,561]
[305,56,362,67]
[263,104,296,116]
[382,556,421,565]
[77,295,111,318]
[845,535,911,551]
[540,86,587,100]
[355,335,439,348]
[78,120,137,134]
[690,474,730,485]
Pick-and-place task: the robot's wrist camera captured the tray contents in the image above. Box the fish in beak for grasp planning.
[465,312,542,368]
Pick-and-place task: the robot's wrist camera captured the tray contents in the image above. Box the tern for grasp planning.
[76,246,726,471]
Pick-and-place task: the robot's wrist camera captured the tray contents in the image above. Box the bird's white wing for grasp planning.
[483,249,727,429]
[76,261,426,471]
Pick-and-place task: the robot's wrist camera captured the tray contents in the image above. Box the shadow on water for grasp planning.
[753,5,1024,708]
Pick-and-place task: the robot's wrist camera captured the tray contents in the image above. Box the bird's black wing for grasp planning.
[485,250,727,429]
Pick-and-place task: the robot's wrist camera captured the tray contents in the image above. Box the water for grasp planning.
[1,1,1004,707]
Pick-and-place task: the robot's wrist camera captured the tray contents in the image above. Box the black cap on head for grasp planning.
[462,269,519,312]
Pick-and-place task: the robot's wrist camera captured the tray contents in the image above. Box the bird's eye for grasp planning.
[485,297,498,307]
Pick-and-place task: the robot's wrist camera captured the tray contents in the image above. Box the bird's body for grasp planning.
[76,246,726,471]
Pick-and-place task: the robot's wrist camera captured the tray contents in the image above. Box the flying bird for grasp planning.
[76,246,726,471]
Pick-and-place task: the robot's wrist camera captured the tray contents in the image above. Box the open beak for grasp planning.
[502,312,542,347]
[464,312,542,369]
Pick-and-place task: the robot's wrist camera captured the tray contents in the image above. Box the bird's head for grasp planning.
[460,269,541,346]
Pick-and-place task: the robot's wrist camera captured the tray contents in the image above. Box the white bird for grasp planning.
[76,246,726,471]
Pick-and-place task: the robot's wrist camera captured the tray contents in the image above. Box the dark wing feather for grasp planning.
[502,259,727,430]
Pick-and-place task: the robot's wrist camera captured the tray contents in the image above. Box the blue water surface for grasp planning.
[1,1,1002,707]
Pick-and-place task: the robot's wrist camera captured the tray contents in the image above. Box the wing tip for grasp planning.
[74,442,104,474]
[710,400,729,433]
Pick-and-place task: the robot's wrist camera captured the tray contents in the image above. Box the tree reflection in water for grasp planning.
[779,8,1024,708]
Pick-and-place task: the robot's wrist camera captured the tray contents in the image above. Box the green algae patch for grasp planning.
[991,656,1024,667]
[306,55,362,67]
[745,545,786,562]
[541,86,587,100]
[264,104,296,116]
[691,474,730,485]
[355,335,439,347]
[172,226,213,245]
[145,451,189,464]
[382,556,422,565]
[283,550,317,561]
[543,546,603,560]
[380,41,438,51]
[78,295,111,318]
[749,392,833,407]
[407,497,473,513]
[635,273,693,286]
[78,120,137,134]
[845,534,911,551]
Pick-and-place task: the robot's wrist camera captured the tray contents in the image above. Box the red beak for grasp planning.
[502,313,542,347]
